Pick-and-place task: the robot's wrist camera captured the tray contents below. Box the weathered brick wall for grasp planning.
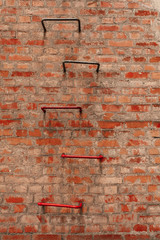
[1,0,160,239]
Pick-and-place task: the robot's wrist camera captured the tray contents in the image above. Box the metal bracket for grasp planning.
[41,18,81,33]
[41,106,82,114]
[62,61,100,73]
[38,201,82,209]
[61,154,104,160]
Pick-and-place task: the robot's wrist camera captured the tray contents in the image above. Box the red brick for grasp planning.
[0,102,18,110]
[70,226,85,233]
[121,204,130,212]
[67,236,92,240]
[82,72,93,78]
[123,88,147,95]
[5,196,24,203]
[126,122,151,128]
[152,73,160,79]
[0,120,20,126]
[154,139,160,146]
[94,235,122,240]
[101,32,113,40]
[0,71,9,77]
[134,205,147,213]
[81,120,93,128]
[6,138,32,145]
[9,55,32,61]
[26,40,44,46]
[155,235,160,239]
[19,16,30,22]
[135,10,158,16]
[50,121,64,128]
[102,131,114,137]
[0,216,17,223]
[134,57,146,62]
[2,236,31,240]
[36,139,62,146]
[123,25,144,32]
[126,105,149,112]
[0,38,21,45]
[0,54,6,60]
[16,130,27,137]
[98,140,119,147]
[153,122,160,128]
[98,121,122,129]
[67,176,92,184]
[25,226,38,233]
[128,3,139,8]
[102,105,122,112]
[133,224,147,232]
[125,235,150,240]
[98,57,117,63]
[125,195,138,202]
[125,72,148,79]
[32,0,44,7]
[118,96,130,103]
[27,103,37,110]
[150,57,160,62]
[137,42,158,47]
[0,227,7,233]
[80,9,105,15]
[14,204,26,213]
[150,88,160,94]
[86,225,100,233]
[101,2,112,8]
[109,40,133,47]
[29,129,41,137]
[41,225,52,233]
[33,235,61,240]
[97,25,119,31]
[124,176,151,184]
[11,71,34,77]
[32,16,41,21]
[6,0,15,6]
[149,225,160,232]
[118,225,131,232]
[127,139,148,146]
[66,139,92,147]
[55,40,76,45]
[104,96,116,102]
[68,120,80,128]
[6,86,21,92]
[9,226,23,233]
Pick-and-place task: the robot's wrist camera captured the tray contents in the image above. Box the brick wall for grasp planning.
[1,0,160,239]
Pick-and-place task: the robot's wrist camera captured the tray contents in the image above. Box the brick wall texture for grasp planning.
[1,0,160,239]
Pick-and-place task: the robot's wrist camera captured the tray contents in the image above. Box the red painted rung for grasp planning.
[41,106,82,113]
[38,202,82,209]
[61,154,104,159]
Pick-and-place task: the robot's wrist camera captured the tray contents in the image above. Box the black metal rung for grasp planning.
[41,18,81,33]
[63,61,100,73]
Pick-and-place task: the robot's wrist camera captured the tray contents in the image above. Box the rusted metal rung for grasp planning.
[61,154,104,159]
[41,106,82,113]
[63,61,100,73]
[41,18,81,33]
[38,202,82,209]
